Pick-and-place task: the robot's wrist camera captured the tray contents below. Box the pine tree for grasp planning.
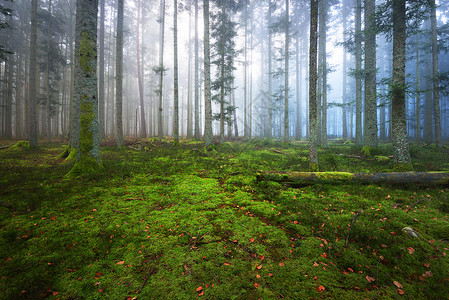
[309,0,318,171]
[68,0,102,176]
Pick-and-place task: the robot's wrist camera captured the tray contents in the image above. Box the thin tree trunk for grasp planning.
[309,0,318,171]
[430,0,441,147]
[194,0,200,140]
[116,0,124,148]
[284,0,289,143]
[267,0,272,138]
[158,0,165,138]
[319,0,327,148]
[99,0,105,139]
[363,0,378,148]
[342,0,347,139]
[355,0,362,145]
[173,0,179,145]
[28,0,38,147]
[415,39,421,144]
[136,0,146,137]
[203,0,213,148]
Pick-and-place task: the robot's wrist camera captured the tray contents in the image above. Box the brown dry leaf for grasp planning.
[393,281,403,288]
[407,247,415,254]
[365,275,376,283]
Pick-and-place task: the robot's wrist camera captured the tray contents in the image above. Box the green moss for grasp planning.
[79,31,95,73]
[361,146,371,157]
[393,162,414,172]
[10,141,30,150]
[316,171,354,181]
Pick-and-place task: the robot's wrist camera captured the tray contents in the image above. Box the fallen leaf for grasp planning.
[317,285,325,292]
[398,289,404,295]
[393,281,403,288]
[196,286,203,292]
[279,262,285,267]
[116,261,125,265]
[52,292,59,296]
[422,271,433,277]
[198,290,204,296]
[268,273,273,277]
[424,263,430,268]
[407,247,415,254]
[366,275,376,283]
[259,255,264,260]
[313,262,319,267]
[256,265,262,270]
[223,262,230,265]
[254,282,259,288]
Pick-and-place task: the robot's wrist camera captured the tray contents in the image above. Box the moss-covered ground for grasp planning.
[1,138,448,299]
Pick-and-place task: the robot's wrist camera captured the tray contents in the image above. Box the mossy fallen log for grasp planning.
[256,171,449,186]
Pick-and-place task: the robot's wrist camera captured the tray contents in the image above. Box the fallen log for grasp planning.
[256,171,449,186]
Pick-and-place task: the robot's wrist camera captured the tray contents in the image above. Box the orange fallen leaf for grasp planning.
[424,263,430,268]
[198,290,204,296]
[407,247,415,254]
[366,275,376,283]
[279,262,285,267]
[254,282,259,288]
[256,265,262,270]
[196,286,203,292]
[250,238,255,242]
[313,262,319,267]
[259,255,264,260]
[116,261,125,265]
[223,262,230,265]
[397,289,404,295]
[317,285,325,292]
[268,273,273,277]
[393,281,403,288]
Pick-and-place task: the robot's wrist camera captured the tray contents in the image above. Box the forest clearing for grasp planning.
[1,138,448,299]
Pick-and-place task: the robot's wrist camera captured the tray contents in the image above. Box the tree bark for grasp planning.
[309,0,318,171]
[363,0,378,148]
[116,0,124,148]
[430,0,441,147]
[203,0,213,148]
[284,0,289,143]
[391,0,411,170]
[173,0,179,145]
[158,0,166,138]
[98,0,105,139]
[28,0,38,147]
[68,0,102,176]
[194,0,200,140]
[136,0,146,138]
[355,0,362,145]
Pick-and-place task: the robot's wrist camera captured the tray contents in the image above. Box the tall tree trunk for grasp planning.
[267,0,273,138]
[98,0,105,139]
[203,0,213,148]
[136,0,146,137]
[318,0,327,148]
[284,0,289,143]
[219,1,226,144]
[116,0,124,148]
[355,0,362,145]
[28,0,38,147]
[186,6,192,138]
[309,0,318,171]
[391,0,412,170]
[158,0,165,138]
[68,0,102,176]
[295,1,302,140]
[173,0,179,145]
[415,38,421,144]
[194,0,200,140]
[363,0,378,148]
[430,0,441,147]
[342,0,348,139]
[244,1,248,137]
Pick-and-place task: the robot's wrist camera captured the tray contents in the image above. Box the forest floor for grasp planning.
[0,138,449,299]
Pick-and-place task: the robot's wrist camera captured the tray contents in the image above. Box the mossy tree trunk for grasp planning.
[308,0,318,171]
[363,0,378,149]
[98,0,105,139]
[68,0,102,176]
[391,0,412,170]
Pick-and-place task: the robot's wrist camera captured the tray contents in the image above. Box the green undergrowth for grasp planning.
[0,138,448,299]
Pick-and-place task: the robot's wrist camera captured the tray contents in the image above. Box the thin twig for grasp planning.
[345,210,363,248]
[405,198,425,212]
[137,267,154,294]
